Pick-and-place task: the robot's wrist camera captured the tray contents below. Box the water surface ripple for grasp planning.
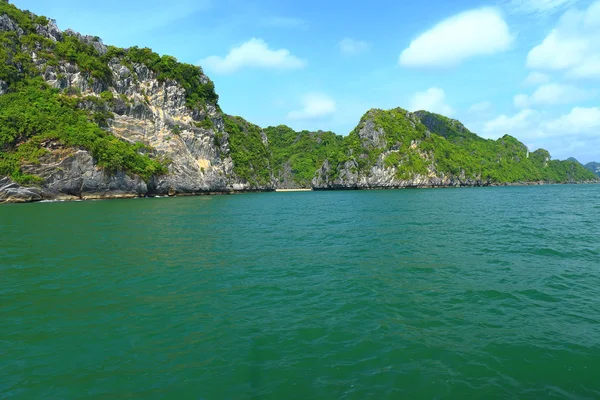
[1,185,600,399]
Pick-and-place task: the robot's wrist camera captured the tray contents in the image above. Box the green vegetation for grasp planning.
[54,35,112,81]
[414,110,478,142]
[265,125,345,187]
[272,108,597,185]
[0,1,220,184]
[224,115,272,186]
[0,0,38,33]
[585,161,600,177]
[170,124,182,136]
[419,112,596,183]
[0,79,167,183]
[1,0,597,190]
[0,0,218,108]
[123,47,218,109]
[195,118,214,130]
[366,109,596,183]
[225,108,597,187]
[0,30,38,87]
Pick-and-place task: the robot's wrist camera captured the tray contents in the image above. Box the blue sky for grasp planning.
[11,0,600,162]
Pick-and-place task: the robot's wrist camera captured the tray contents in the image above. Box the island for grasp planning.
[1,1,597,203]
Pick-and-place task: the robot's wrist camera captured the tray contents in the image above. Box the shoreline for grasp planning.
[1,181,598,205]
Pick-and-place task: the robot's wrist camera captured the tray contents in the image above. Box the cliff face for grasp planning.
[0,2,597,203]
[0,4,271,202]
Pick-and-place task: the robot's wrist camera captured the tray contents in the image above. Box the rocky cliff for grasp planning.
[311,109,598,189]
[0,1,597,203]
[0,1,272,202]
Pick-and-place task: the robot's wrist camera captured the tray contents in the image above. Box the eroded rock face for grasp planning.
[0,177,42,203]
[312,152,491,189]
[312,160,490,189]
[35,19,62,42]
[357,119,386,150]
[101,61,243,195]
[21,150,147,200]
[64,29,107,55]
[1,18,269,202]
[0,14,23,36]
[0,149,148,203]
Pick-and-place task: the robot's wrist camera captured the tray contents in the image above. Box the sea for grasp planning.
[1,184,599,399]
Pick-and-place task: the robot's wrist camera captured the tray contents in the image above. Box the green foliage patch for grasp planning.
[0,79,167,183]
[123,47,219,109]
[224,115,272,186]
[327,109,598,184]
[265,125,345,187]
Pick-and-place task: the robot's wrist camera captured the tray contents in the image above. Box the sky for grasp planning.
[10,0,600,163]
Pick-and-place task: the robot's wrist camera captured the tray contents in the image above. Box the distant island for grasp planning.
[0,1,597,203]
[585,162,600,177]
[567,158,599,178]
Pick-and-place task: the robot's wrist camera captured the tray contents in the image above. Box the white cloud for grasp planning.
[526,1,600,79]
[483,109,537,138]
[339,38,370,55]
[508,0,578,14]
[469,101,493,113]
[287,93,337,120]
[482,107,600,161]
[513,83,596,108]
[545,107,600,134]
[523,71,551,86]
[399,8,512,68]
[200,38,306,74]
[409,87,454,116]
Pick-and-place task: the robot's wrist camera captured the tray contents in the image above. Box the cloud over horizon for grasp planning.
[513,83,596,108]
[410,87,454,116]
[483,106,600,162]
[287,93,337,121]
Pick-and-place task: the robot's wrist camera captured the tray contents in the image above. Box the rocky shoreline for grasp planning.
[0,176,275,204]
[2,179,597,204]
[313,181,598,190]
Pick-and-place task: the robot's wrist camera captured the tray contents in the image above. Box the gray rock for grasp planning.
[0,79,8,95]
[21,150,147,200]
[35,19,63,42]
[0,177,43,203]
[64,29,107,55]
[0,15,24,36]
[356,118,386,150]
[42,62,110,94]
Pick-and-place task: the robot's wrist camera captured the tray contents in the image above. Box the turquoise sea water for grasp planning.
[1,185,600,399]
